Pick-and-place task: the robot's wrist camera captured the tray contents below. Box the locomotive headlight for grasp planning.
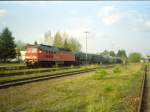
[39,50,42,53]
[25,56,29,59]
[32,56,37,59]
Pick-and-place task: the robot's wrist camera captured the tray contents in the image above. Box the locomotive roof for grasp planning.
[27,44,71,52]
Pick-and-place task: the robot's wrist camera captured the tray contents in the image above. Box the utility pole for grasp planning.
[84,31,89,65]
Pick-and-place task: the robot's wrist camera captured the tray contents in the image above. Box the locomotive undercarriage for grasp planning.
[26,60,75,67]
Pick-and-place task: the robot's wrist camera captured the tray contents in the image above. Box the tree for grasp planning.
[109,50,116,57]
[0,35,2,61]
[100,50,110,56]
[63,38,70,49]
[53,32,81,52]
[100,50,116,57]
[62,32,70,49]
[68,37,81,52]
[53,32,63,48]
[15,40,26,50]
[128,52,141,63]
[0,27,16,62]
[117,49,127,64]
[44,30,53,45]
[34,41,38,45]
[117,50,127,58]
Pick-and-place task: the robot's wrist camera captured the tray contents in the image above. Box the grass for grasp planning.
[0,63,25,67]
[113,65,121,74]
[92,68,108,79]
[0,63,143,112]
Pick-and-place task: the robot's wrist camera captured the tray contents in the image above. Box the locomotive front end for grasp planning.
[25,46,39,66]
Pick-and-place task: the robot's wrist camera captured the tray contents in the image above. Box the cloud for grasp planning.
[0,9,7,17]
[124,10,143,22]
[97,6,121,25]
[123,10,150,31]
[144,21,150,27]
[64,16,92,38]
[97,5,150,32]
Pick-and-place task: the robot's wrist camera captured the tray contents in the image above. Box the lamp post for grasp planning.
[84,31,89,65]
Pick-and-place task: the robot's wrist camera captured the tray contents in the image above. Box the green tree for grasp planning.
[63,38,70,49]
[0,35,2,61]
[117,49,127,64]
[52,31,81,52]
[109,50,116,57]
[62,32,70,49]
[34,41,38,45]
[128,52,141,63]
[117,50,127,58]
[0,27,16,62]
[100,50,110,56]
[53,32,63,48]
[69,38,81,52]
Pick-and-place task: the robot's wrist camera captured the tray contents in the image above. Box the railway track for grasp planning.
[0,65,27,71]
[0,65,78,71]
[0,65,72,71]
[0,68,96,89]
[0,66,82,77]
[0,64,114,71]
[138,65,148,112]
[0,65,114,77]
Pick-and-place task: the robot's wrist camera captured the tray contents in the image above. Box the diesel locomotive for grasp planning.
[25,44,75,66]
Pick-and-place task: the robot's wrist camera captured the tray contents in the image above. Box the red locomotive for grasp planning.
[25,44,75,66]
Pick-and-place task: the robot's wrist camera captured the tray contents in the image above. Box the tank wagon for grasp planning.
[74,52,122,65]
[25,44,122,66]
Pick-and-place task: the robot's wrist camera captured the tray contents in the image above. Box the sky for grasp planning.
[0,1,150,56]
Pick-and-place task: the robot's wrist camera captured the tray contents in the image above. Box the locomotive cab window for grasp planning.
[31,48,37,53]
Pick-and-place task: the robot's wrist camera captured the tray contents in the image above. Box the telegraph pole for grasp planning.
[84,31,89,65]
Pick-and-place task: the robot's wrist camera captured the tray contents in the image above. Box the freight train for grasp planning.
[25,44,122,66]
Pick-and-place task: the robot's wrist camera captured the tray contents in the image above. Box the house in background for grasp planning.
[20,51,26,61]
[141,55,150,62]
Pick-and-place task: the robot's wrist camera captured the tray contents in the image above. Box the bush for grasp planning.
[104,85,114,93]
[93,69,108,79]
[113,66,121,74]
[128,52,141,63]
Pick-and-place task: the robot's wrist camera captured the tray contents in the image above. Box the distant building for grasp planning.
[141,55,150,62]
[145,55,150,62]
[20,51,26,61]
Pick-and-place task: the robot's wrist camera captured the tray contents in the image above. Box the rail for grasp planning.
[0,68,96,89]
[137,65,147,112]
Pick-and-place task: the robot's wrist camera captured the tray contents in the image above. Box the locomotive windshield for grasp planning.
[32,48,37,53]
[27,48,37,53]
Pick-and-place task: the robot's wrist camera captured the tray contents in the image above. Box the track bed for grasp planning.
[0,64,143,112]
[140,65,150,112]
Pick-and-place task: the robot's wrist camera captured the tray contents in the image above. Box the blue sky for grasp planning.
[0,1,150,56]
